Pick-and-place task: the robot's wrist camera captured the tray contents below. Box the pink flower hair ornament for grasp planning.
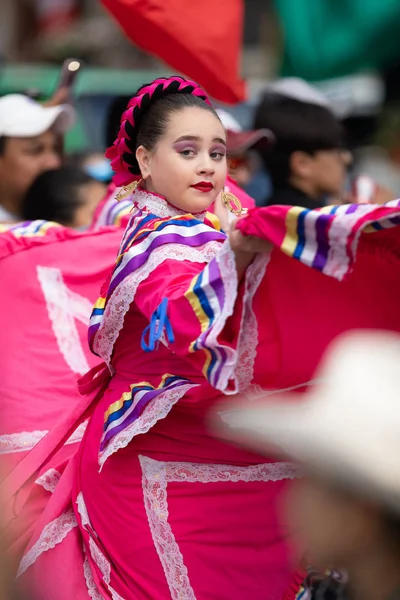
[106,76,211,187]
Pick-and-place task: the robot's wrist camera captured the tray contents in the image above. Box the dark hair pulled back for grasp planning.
[106,76,216,186]
[21,166,94,226]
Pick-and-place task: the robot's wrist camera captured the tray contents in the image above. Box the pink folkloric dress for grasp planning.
[8,192,400,600]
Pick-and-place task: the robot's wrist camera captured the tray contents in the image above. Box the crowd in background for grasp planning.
[0,75,397,232]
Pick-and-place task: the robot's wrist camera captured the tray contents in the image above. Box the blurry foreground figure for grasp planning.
[22,167,106,229]
[218,331,400,600]
[0,95,74,223]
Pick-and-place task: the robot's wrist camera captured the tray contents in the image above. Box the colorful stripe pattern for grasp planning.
[95,195,133,228]
[1,220,62,237]
[100,374,191,452]
[89,198,237,455]
[184,256,228,387]
[281,205,338,272]
[104,199,132,227]
[88,208,226,355]
[279,201,400,280]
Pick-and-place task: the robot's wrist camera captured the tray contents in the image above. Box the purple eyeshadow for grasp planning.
[173,142,196,152]
[211,145,226,154]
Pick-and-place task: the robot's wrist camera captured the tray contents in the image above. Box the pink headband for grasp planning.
[106,76,211,187]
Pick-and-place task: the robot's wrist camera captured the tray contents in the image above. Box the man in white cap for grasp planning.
[0,94,74,222]
[217,331,400,600]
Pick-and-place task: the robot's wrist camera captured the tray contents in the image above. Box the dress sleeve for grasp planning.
[133,240,241,393]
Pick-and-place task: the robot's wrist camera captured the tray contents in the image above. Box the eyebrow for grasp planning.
[173,135,226,146]
[20,137,42,144]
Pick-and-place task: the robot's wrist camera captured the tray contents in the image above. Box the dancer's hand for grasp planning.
[229,221,272,254]
[229,221,272,280]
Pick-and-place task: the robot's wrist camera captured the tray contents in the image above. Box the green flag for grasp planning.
[274,0,400,80]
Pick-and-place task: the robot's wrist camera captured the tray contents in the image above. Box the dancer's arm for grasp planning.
[133,236,266,393]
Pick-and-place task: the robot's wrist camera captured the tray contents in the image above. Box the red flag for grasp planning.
[100,0,246,104]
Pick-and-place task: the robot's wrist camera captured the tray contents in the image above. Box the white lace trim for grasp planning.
[0,421,87,455]
[76,491,91,528]
[93,241,222,365]
[324,204,379,280]
[99,383,197,469]
[83,555,104,600]
[84,554,123,600]
[206,240,239,393]
[77,493,124,599]
[35,468,62,493]
[37,266,91,375]
[77,492,111,582]
[17,509,78,578]
[90,538,111,585]
[133,188,207,221]
[139,455,298,600]
[235,252,271,392]
[140,455,298,484]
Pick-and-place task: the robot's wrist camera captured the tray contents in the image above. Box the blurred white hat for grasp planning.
[220,331,400,515]
[0,94,75,138]
[263,75,385,119]
[264,77,332,109]
[216,108,274,155]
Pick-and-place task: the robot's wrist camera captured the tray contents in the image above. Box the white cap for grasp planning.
[0,94,75,138]
[265,77,331,110]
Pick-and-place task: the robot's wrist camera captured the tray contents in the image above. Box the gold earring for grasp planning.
[221,187,244,216]
[116,179,143,202]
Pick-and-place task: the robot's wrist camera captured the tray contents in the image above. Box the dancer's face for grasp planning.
[136,106,227,214]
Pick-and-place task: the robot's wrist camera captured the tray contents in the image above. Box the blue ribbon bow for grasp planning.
[141,297,175,352]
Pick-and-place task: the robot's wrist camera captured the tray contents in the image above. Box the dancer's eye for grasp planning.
[180,148,196,157]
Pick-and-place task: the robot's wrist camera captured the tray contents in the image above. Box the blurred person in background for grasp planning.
[0,94,74,223]
[253,80,351,209]
[218,331,400,600]
[21,166,107,229]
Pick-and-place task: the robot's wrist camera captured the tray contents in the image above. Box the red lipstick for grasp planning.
[191,181,214,193]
